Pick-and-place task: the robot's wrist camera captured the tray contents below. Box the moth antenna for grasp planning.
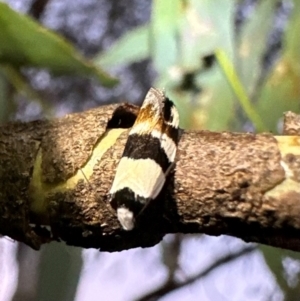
[80,168,92,189]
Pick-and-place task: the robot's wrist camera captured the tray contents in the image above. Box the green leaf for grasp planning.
[285,0,300,67]
[177,0,229,70]
[154,0,237,130]
[37,243,82,301]
[216,49,267,132]
[155,63,235,131]
[95,25,150,67]
[0,65,54,115]
[196,64,236,131]
[151,0,182,72]
[260,245,300,297]
[236,0,277,97]
[187,0,235,56]
[256,0,300,132]
[0,3,118,87]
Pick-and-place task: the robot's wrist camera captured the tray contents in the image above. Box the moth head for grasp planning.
[117,207,135,231]
[163,98,179,128]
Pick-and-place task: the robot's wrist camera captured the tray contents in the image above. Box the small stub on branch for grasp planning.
[283,111,300,135]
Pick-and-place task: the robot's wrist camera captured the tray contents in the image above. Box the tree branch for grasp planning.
[0,101,299,252]
[135,245,257,301]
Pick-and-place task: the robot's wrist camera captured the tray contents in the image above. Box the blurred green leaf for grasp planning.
[188,0,235,56]
[151,0,182,72]
[95,25,150,67]
[285,1,300,66]
[260,245,300,298]
[236,0,277,97]
[156,62,236,130]
[1,65,54,116]
[37,243,82,301]
[154,0,236,130]
[0,3,118,87]
[196,64,236,131]
[256,0,300,132]
[93,0,299,133]
[216,49,266,132]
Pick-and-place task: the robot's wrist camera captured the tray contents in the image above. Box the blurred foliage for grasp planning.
[0,2,117,122]
[36,243,82,301]
[1,0,300,301]
[97,0,300,130]
[0,2,117,86]
[260,245,300,300]
[256,0,300,132]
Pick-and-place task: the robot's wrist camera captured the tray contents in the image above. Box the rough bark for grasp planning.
[0,104,299,252]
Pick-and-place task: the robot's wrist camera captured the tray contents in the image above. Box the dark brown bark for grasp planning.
[0,104,299,252]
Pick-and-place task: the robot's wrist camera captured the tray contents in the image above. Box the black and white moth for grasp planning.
[109,87,180,230]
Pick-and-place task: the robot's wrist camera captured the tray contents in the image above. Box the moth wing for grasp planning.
[110,157,165,200]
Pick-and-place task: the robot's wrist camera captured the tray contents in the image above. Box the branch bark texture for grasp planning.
[0,104,299,252]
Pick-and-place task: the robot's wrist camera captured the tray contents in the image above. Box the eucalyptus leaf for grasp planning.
[95,25,150,67]
[236,0,277,97]
[260,245,300,297]
[151,0,182,72]
[0,3,117,87]
[256,0,300,132]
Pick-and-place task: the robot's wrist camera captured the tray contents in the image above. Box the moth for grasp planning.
[109,88,180,230]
